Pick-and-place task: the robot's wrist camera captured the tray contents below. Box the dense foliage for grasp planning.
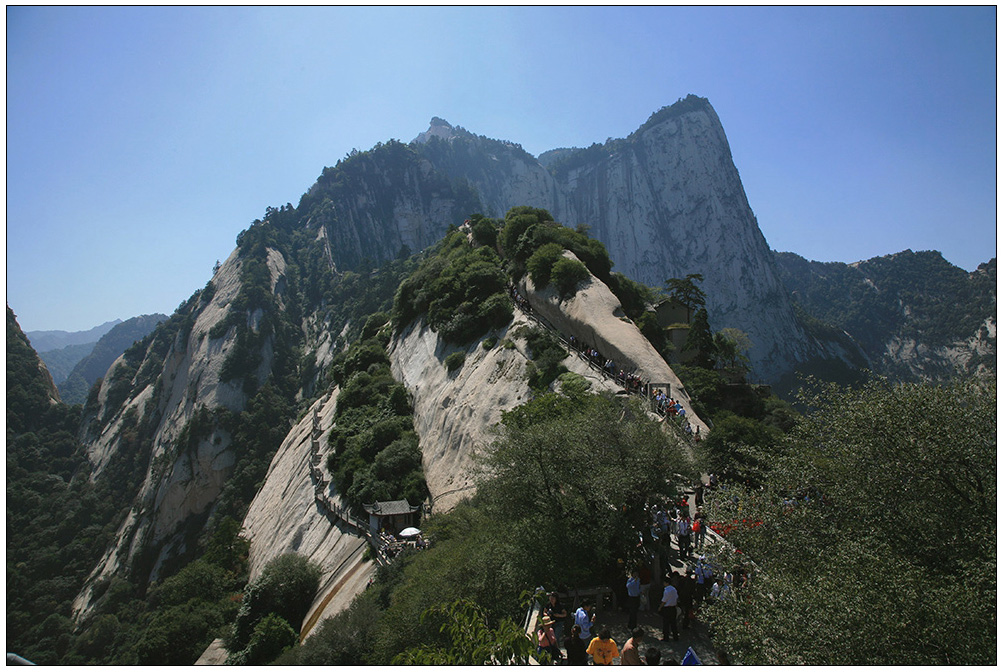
[391,227,512,344]
[500,205,612,283]
[703,377,996,664]
[394,599,537,664]
[326,319,428,511]
[131,523,248,665]
[7,309,122,664]
[226,553,322,664]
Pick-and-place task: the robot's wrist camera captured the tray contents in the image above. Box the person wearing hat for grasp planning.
[536,615,561,662]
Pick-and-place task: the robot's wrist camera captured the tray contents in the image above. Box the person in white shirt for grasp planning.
[660,574,679,641]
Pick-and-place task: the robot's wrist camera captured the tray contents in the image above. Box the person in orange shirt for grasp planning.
[586,628,619,665]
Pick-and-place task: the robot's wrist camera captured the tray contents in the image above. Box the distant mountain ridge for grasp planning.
[773,250,996,382]
[36,342,96,385]
[26,319,121,353]
[58,313,168,404]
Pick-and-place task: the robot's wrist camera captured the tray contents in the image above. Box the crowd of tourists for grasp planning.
[508,285,701,439]
[531,477,753,665]
[535,558,742,666]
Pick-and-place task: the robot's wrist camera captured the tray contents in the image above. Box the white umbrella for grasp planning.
[398,527,421,538]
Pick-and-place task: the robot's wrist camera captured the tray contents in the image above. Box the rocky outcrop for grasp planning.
[389,309,626,513]
[884,315,996,381]
[774,250,996,383]
[298,140,482,271]
[519,251,709,436]
[73,247,288,620]
[413,119,571,222]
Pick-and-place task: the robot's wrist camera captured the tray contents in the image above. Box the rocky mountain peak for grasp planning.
[412,116,458,144]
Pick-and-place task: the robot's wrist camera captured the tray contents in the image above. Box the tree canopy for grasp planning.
[703,377,996,665]
[665,273,707,311]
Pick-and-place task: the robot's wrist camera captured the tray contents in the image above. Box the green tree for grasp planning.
[713,327,752,373]
[241,613,298,665]
[470,215,500,249]
[228,553,322,658]
[550,257,591,299]
[135,599,230,665]
[704,377,996,665]
[665,273,706,311]
[394,599,536,665]
[476,392,695,586]
[526,242,564,289]
[685,308,716,369]
[697,411,781,487]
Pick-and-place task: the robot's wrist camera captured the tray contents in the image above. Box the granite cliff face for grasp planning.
[297,139,482,272]
[549,100,815,382]
[412,118,571,222]
[405,98,847,383]
[72,247,288,619]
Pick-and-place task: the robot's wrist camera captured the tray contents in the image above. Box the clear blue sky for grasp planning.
[7,6,997,332]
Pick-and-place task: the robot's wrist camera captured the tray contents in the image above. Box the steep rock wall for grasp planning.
[551,103,814,383]
[413,121,569,220]
[241,390,377,637]
[302,144,482,271]
[73,247,288,619]
[389,310,624,513]
[884,315,996,381]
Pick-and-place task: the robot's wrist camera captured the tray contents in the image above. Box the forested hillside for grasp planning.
[8,306,142,664]
[774,250,996,381]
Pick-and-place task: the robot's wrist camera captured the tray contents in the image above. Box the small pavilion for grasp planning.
[363,499,421,535]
